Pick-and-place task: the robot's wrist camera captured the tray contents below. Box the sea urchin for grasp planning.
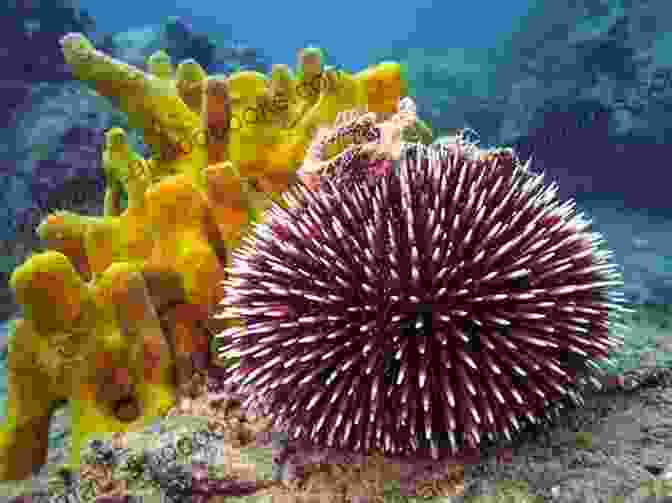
[215,141,628,461]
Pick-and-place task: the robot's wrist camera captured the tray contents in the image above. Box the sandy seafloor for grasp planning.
[0,199,671,502]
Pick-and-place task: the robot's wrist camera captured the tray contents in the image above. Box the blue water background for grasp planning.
[80,0,533,71]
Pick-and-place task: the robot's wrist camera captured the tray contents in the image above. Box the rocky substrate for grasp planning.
[462,367,672,503]
[1,301,672,502]
[1,365,672,502]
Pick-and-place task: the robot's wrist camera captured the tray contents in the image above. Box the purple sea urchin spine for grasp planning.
[215,142,629,461]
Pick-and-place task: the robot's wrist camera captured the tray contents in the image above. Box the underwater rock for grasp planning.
[107,18,269,75]
[393,2,672,211]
